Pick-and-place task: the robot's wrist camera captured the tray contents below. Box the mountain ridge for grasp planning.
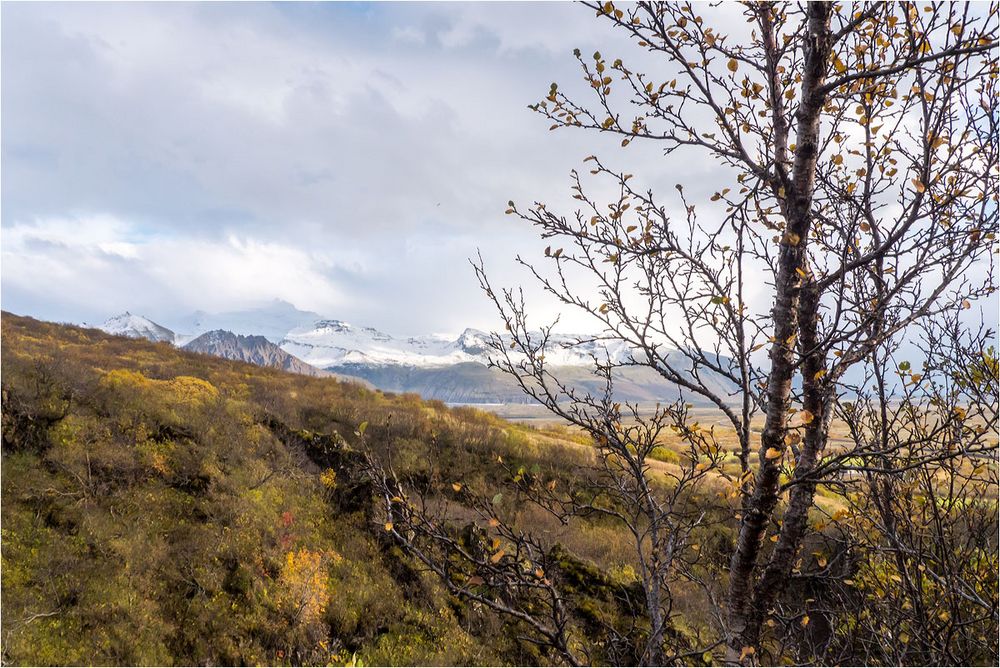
[89,307,733,404]
[182,329,332,378]
[96,312,176,343]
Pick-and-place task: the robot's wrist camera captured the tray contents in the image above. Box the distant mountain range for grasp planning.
[89,301,733,404]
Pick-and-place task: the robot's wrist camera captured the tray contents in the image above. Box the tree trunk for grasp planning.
[744,276,832,645]
[725,3,833,661]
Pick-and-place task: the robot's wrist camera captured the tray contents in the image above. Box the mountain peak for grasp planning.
[99,312,175,344]
[183,329,329,378]
[457,328,490,355]
[313,319,352,332]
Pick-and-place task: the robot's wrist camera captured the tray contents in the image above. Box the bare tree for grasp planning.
[816,313,999,666]
[366,2,998,665]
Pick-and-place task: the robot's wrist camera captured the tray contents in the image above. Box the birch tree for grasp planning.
[369,2,998,664]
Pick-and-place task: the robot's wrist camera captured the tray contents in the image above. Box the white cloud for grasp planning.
[390,25,426,46]
[0,2,743,334]
[1,215,353,318]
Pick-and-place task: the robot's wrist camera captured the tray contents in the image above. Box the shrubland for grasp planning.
[0,313,582,665]
[3,311,995,666]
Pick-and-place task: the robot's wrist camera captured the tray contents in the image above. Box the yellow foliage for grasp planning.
[149,451,171,476]
[101,369,219,408]
[101,367,151,389]
[167,376,220,404]
[280,548,334,626]
[320,468,338,489]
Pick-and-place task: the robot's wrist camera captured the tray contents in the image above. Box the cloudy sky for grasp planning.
[2,2,730,335]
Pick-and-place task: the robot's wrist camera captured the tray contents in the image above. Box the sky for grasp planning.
[3,1,735,336]
[3,2,993,345]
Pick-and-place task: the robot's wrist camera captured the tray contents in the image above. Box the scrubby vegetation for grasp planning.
[2,313,997,666]
[0,314,560,665]
[1,313,689,665]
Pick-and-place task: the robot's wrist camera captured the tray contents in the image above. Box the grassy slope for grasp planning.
[6,314,994,666]
[2,313,679,666]
[0,315,530,664]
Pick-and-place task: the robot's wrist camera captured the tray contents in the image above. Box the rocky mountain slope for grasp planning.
[332,355,732,405]
[183,329,331,378]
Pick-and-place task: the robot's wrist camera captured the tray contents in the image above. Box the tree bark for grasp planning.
[745,276,832,644]
[725,3,833,661]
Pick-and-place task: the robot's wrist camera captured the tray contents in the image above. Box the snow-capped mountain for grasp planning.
[279,322,637,369]
[90,306,733,403]
[275,320,723,403]
[97,312,176,343]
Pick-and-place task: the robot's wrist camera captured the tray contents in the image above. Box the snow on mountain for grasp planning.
[98,312,175,343]
[279,322,637,369]
[93,306,642,370]
[278,320,454,367]
[89,307,732,403]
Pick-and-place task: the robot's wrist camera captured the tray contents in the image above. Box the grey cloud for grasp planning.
[2,1,729,334]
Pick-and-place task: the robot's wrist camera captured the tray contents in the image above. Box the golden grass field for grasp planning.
[484,402,999,515]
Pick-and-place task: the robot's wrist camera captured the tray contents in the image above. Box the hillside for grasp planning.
[0,313,696,666]
[5,313,994,667]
